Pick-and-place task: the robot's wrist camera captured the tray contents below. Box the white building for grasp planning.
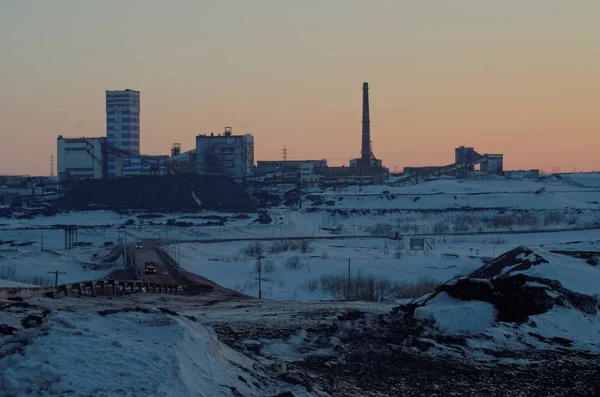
[196,127,254,183]
[57,136,107,181]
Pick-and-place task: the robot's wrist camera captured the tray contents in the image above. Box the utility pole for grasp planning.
[282,146,289,161]
[48,271,66,287]
[41,230,44,252]
[123,229,127,267]
[257,254,264,299]
[49,153,55,177]
[347,259,351,301]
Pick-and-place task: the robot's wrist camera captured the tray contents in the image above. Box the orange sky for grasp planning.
[0,0,598,176]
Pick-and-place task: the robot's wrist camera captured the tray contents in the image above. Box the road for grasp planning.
[131,247,188,284]
[128,246,241,295]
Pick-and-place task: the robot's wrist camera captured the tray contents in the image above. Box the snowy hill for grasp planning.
[405,244,600,358]
[304,175,600,211]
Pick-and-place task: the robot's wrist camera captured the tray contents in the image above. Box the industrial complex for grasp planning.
[5,81,538,204]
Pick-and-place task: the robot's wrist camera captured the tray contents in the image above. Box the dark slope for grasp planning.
[54,175,256,212]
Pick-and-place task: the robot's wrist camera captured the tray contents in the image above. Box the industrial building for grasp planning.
[403,146,505,180]
[315,82,388,184]
[56,136,130,181]
[255,160,327,174]
[57,89,171,182]
[195,127,254,184]
[106,89,140,177]
[248,160,326,188]
[349,158,382,168]
[57,136,107,180]
[166,144,197,175]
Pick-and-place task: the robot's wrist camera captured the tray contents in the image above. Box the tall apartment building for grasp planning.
[196,127,254,184]
[106,89,140,177]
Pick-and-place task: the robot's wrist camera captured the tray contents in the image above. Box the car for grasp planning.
[144,262,158,274]
[134,243,143,249]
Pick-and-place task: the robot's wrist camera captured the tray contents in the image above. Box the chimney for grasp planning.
[361,82,371,169]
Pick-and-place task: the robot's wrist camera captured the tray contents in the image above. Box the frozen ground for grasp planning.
[1,292,598,396]
[2,174,600,298]
[176,230,600,301]
[0,295,324,397]
[0,245,122,287]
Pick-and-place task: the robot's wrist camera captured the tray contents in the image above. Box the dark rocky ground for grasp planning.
[214,306,600,397]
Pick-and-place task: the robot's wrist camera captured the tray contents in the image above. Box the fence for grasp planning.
[44,279,214,299]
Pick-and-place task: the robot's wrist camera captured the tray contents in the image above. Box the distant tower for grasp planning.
[361,82,371,171]
[106,89,140,177]
[282,146,289,161]
[50,153,55,177]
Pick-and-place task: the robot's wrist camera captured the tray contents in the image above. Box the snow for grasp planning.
[309,176,600,211]
[0,295,388,397]
[414,292,497,336]
[0,245,121,286]
[191,190,202,207]
[0,279,37,288]
[1,174,600,299]
[473,306,600,355]
[498,247,600,296]
[523,307,600,351]
[0,309,301,397]
[176,238,484,300]
[525,281,550,289]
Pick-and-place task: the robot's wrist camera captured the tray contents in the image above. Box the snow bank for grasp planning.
[526,307,600,349]
[414,292,497,335]
[0,311,293,396]
[0,279,37,288]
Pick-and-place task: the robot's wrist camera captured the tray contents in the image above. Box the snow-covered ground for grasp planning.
[0,245,122,287]
[0,295,331,396]
[2,174,599,396]
[175,230,600,301]
[2,174,600,297]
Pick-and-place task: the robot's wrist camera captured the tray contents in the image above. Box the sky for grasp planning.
[0,0,599,176]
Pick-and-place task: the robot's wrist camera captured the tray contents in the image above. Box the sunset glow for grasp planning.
[1,0,598,175]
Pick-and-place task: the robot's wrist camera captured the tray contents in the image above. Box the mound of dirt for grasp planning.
[434,274,598,322]
[403,245,600,323]
[54,174,255,212]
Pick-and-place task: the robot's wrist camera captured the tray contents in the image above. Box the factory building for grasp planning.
[196,127,254,184]
[166,148,197,175]
[349,158,382,168]
[57,136,109,181]
[255,160,327,174]
[124,154,169,176]
[106,89,140,177]
[479,154,503,174]
[57,136,126,181]
[403,146,504,180]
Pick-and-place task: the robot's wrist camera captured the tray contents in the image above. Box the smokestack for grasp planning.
[361,82,371,169]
